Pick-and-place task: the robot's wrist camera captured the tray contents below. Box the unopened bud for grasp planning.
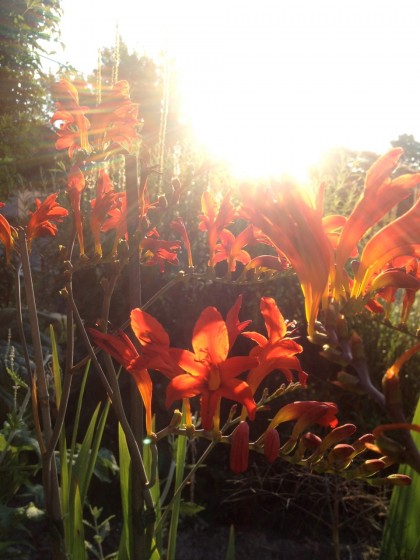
[263,429,280,464]
[169,410,183,429]
[230,422,250,474]
[382,371,402,408]
[357,459,386,477]
[351,433,375,455]
[350,331,365,360]
[327,444,355,470]
[299,432,322,455]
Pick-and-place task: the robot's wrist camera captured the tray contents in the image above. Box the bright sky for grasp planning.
[54,0,420,180]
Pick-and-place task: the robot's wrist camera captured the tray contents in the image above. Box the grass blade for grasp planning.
[380,398,420,560]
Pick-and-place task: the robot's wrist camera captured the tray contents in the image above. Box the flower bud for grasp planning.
[299,432,322,455]
[357,459,386,477]
[327,444,355,470]
[263,429,280,464]
[230,422,250,474]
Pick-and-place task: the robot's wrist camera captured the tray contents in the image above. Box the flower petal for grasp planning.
[192,307,229,364]
[218,378,257,420]
[129,368,153,435]
[130,308,170,348]
[166,374,207,408]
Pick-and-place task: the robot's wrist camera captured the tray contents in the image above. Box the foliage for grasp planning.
[380,397,420,560]
[0,0,62,198]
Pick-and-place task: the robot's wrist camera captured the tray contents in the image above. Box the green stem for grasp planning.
[70,288,154,510]
[18,229,64,557]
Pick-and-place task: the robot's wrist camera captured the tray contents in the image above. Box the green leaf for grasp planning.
[225,525,236,560]
[380,398,420,560]
[93,448,119,483]
[178,501,205,516]
[49,325,61,407]
[166,405,188,560]
[117,423,132,560]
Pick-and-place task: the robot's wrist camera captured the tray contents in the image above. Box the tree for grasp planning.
[0,0,62,197]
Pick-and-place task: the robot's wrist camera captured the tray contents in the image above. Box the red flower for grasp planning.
[241,181,332,340]
[213,226,254,272]
[89,81,139,156]
[230,421,250,474]
[90,171,120,257]
[242,297,307,395]
[167,302,258,430]
[26,194,69,249]
[101,193,127,255]
[171,218,193,268]
[336,149,420,282]
[140,234,181,273]
[0,204,14,263]
[88,327,154,435]
[51,79,139,159]
[199,191,236,267]
[67,166,86,256]
[50,79,91,156]
[267,401,339,433]
[352,197,420,298]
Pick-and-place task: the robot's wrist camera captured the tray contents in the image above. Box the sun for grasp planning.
[176,57,332,184]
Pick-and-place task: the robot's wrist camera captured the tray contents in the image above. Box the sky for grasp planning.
[53,0,420,179]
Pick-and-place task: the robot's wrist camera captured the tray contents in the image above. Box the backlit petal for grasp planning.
[130,308,170,348]
[166,374,207,408]
[192,307,229,364]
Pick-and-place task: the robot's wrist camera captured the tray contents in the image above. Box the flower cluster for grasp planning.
[89,296,305,436]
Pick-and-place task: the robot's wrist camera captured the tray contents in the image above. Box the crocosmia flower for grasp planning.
[199,191,236,268]
[166,302,258,430]
[90,170,119,257]
[0,203,14,263]
[26,194,69,249]
[50,79,91,156]
[241,181,332,340]
[67,166,86,256]
[242,297,307,394]
[88,327,154,435]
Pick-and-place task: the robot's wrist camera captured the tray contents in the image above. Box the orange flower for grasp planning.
[242,297,306,395]
[50,79,91,156]
[241,181,332,340]
[199,191,236,267]
[26,194,69,249]
[267,401,339,432]
[51,79,139,159]
[102,193,127,255]
[90,171,119,257]
[67,166,86,256]
[171,218,193,268]
[88,327,154,435]
[167,304,258,431]
[89,81,139,156]
[140,234,181,273]
[336,148,420,295]
[0,204,14,263]
[213,226,254,272]
[351,197,420,298]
